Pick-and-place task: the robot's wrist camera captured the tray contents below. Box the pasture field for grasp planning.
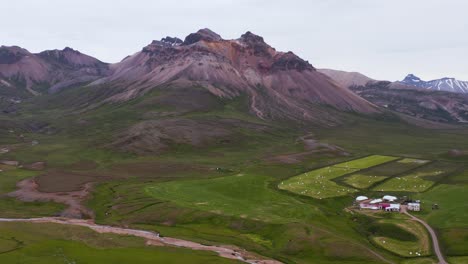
[372,172,436,192]
[413,184,468,229]
[401,258,437,264]
[0,222,240,264]
[278,166,359,199]
[414,182,468,256]
[278,155,397,199]
[448,256,468,264]
[332,155,398,169]
[145,174,323,223]
[371,161,461,193]
[343,174,388,189]
[397,158,430,165]
[370,219,430,257]
[357,158,430,177]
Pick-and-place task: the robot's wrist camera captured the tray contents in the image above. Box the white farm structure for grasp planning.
[407,203,421,211]
[355,195,405,212]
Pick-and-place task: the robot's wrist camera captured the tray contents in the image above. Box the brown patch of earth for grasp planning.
[0,164,16,172]
[7,178,93,219]
[0,160,19,166]
[22,161,46,171]
[447,149,468,157]
[35,170,118,193]
[67,160,99,171]
[266,134,349,164]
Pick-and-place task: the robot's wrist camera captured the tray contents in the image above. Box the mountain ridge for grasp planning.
[0,45,109,95]
[399,74,468,94]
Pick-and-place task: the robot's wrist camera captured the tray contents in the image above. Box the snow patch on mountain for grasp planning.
[400,74,468,94]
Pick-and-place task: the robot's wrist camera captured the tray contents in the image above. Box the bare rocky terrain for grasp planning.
[351,81,468,123]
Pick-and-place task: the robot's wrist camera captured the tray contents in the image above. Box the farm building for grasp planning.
[355,196,368,202]
[407,203,421,211]
[384,204,400,211]
[383,195,397,202]
[356,195,401,212]
[359,202,380,210]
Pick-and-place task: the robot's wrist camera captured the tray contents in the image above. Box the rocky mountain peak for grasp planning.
[272,51,314,72]
[151,37,183,47]
[400,74,468,94]
[403,74,422,83]
[183,28,222,45]
[240,31,265,44]
[63,47,78,53]
[0,46,31,64]
[238,31,273,57]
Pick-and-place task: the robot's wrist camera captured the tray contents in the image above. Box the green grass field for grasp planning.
[412,182,468,256]
[145,174,323,223]
[278,155,397,199]
[372,163,448,193]
[401,258,437,264]
[0,222,240,264]
[355,158,431,177]
[333,155,399,169]
[344,174,388,189]
[413,184,468,228]
[278,166,359,199]
[397,158,430,165]
[371,219,430,257]
[372,172,436,192]
[448,256,468,264]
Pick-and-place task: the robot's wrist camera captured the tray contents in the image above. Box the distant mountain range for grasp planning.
[320,69,468,123]
[399,74,468,94]
[1,28,467,125]
[0,46,108,96]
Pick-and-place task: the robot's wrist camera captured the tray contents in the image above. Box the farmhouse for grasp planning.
[359,202,379,210]
[384,203,400,212]
[407,202,421,211]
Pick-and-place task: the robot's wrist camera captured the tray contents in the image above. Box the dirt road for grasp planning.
[402,207,448,264]
[0,217,282,264]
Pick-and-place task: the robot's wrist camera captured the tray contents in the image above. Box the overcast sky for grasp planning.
[2,0,467,81]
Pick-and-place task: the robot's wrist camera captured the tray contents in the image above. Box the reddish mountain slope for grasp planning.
[94,29,376,121]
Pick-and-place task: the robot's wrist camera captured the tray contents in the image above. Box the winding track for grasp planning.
[402,207,448,264]
[0,217,282,264]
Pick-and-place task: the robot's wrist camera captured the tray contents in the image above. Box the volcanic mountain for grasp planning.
[0,46,108,96]
[90,29,376,121]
